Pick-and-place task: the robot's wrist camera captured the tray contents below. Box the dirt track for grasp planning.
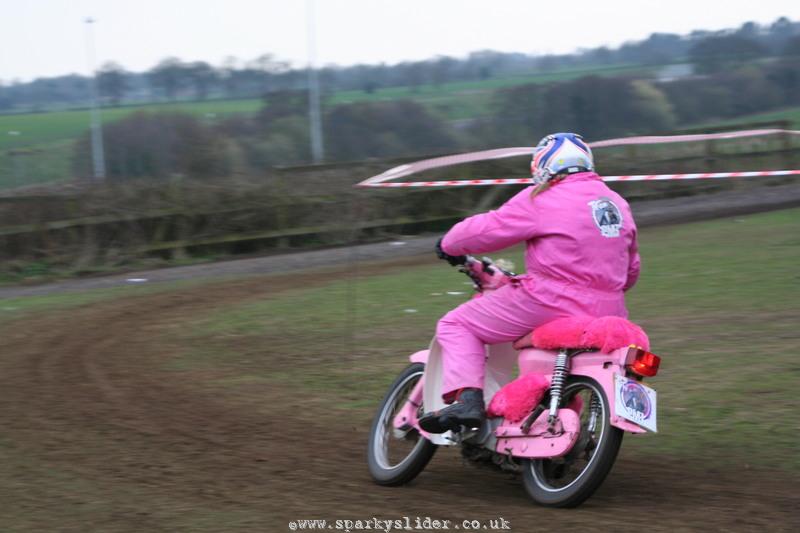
[2,267,798,532]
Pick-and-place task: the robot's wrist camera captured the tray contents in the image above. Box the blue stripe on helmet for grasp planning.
[569,135,590,154]
[539,136,564,169]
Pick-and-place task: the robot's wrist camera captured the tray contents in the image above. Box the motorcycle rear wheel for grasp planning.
[367,363,437,486]
[522,376,623,507]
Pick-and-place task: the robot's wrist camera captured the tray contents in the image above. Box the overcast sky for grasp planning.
[1,0,798,81]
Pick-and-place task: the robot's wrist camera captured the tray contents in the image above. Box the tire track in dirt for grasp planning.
[1,264,798,531]
[0,263,438,528]
[1,274,341,526]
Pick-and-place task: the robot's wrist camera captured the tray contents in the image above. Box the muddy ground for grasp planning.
[1,266,798,532]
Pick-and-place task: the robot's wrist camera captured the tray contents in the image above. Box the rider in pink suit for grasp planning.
[420,133,640,434]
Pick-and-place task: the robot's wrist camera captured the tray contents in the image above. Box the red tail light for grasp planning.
[626,347,661,378]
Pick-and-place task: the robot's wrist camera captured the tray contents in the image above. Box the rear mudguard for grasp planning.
[409,350,428,364]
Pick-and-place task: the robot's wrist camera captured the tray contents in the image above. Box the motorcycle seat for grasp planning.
[512,315,649,353]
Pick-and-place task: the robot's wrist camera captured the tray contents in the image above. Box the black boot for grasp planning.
[418,388,486,434]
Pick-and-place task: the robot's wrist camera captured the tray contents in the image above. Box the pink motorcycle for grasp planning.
[367,256,661,507]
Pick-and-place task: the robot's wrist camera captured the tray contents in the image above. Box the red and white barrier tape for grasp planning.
[359,170,800,188]
[356,129,800,188]
[590,128,800,148]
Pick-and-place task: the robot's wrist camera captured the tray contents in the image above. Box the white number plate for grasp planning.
[614,374,658,432]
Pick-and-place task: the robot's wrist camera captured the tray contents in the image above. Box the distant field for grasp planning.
[333,62,655,105]
[6,60,798,191]
[0,63,655,151]
[692,105,800,130]
[331,63,658,119]
[0,99,263,151]
[0,99,263,188]
[0,140,73,189]
[0,62,661,189]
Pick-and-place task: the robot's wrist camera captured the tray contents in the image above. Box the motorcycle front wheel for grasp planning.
[522,376,623,507]
[367,363,437,486]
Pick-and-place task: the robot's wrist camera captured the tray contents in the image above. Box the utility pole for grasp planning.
[306,0,324,163]
[84,17,106,180]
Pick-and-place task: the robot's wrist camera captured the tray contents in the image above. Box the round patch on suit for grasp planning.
[588,197,623,238]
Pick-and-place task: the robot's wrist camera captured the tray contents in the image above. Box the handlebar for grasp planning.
[459,255,516,293]
[435,238,516,293]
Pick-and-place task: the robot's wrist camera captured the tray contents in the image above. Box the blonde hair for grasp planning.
[530,174,566,199]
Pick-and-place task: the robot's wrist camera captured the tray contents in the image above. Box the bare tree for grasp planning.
[186,61,218,100]
[220,56,240,98]
[97,62,128,106]
[147,57,187,101]
[248,53,290,95]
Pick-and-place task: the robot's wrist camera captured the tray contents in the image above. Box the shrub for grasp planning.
[73,111,231,179]
[324,100,459,160]
[488,76,676,143]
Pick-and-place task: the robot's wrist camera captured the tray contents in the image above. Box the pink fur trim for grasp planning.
[487,373,549,422]
[488,374,589,424]
[531,316,594,350]
[581,316,650,353]
[528,315,649,353]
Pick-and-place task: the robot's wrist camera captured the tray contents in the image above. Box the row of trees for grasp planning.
[4,17,799,112]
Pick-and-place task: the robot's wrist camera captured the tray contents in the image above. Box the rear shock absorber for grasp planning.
[548,349,570,424]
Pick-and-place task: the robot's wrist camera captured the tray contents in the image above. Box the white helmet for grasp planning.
[530,132,594,185]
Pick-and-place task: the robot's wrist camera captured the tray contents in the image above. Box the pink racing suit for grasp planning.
[437,171,640,395]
